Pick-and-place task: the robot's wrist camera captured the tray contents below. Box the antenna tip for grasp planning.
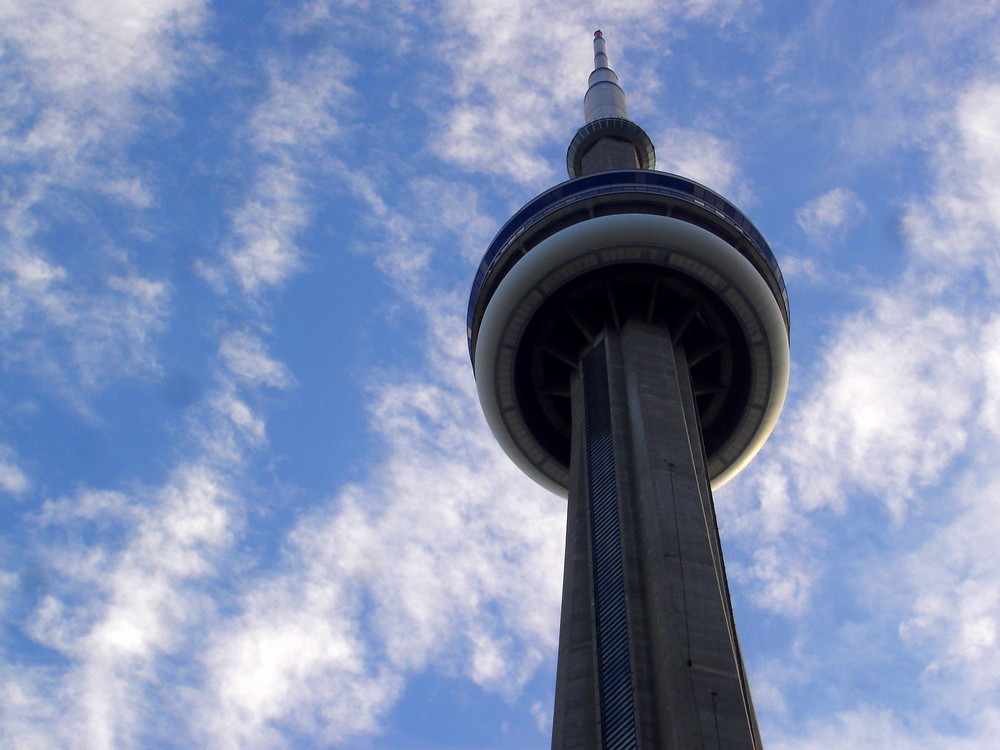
[594,30,603,38]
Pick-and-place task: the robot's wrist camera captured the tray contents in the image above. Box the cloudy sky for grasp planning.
[2,0,1000,748]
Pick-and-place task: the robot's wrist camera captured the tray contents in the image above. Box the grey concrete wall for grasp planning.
[579,137,640,175]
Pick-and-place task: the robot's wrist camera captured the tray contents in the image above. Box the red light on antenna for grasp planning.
[594,30,603,38]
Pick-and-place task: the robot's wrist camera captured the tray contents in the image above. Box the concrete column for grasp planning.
[551,320,762,750]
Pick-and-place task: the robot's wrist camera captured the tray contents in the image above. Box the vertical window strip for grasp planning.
[582,342,638,750]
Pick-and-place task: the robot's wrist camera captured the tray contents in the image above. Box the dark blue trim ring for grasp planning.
[467,170,788,360]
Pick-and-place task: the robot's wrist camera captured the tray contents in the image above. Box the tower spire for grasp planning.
[585,30,629,122]
[566,31,656,177]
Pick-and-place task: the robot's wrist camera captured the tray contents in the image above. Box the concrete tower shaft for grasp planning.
[552,322,763,749]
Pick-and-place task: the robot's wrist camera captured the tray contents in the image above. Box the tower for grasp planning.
[467,31,789,749]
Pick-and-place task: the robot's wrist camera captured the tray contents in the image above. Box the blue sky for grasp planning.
[2,1,1000,748]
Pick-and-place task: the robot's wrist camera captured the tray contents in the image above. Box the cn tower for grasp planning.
[468,31,789,750]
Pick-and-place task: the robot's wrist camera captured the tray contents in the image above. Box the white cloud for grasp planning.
[655,126,750,202]
[196,154,565,740]
[0,0,212,715]
[775,253,854,287]
[898,475,1000,703]
[8,2,1000,748]
[763,292,975,522]
[0,2,584,747]
[0,445,30,495]
[12,462,238,750]
[219,331,295,389]
[795,187,866,245]
[0,321,297,748]
[198,527,402,749]
[237,11,762,734]
[0,250,171,398]
[0,0,208,405]
[0,0,209,185]
[771,707,1000,750]
[211,164,310,296]
[209,391,266,445]
[0,666,76,750]
[406,178,497,264]
[846,0,1000,156]
[770,80,1000,523]
[743,546,813,616]
[902,82,1000,274]
[731,80,1000,546]
[530,700,552,735]
[0,0,207,100]
[204,49,354,296]
[249,53,353,155]
[349,175,496,293]
[34,489,136,527]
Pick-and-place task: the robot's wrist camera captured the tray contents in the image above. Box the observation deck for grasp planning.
[468,169,790,495]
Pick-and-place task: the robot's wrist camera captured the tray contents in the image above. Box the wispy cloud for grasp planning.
[656,126,751,203]
[0,445,29,496]
[0,247,171,406]
[0,0,210,407]
[201,48,355,297]
[848,1,1000,156]
[0,0,210,188]
[795,187,866,246]
[219,331,295,390]
[0,11,317,742]
[1,327,295,749]
[199,315,565,745]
